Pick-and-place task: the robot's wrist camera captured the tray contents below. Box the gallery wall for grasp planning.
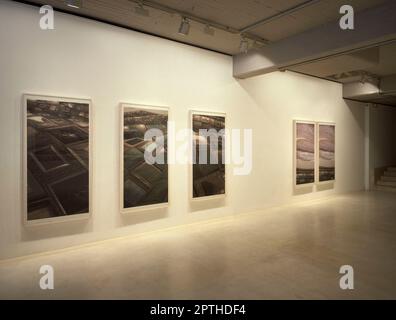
[0,1,367,259]
[370,105,396,169]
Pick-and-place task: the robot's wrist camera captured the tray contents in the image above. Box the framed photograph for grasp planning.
[120,103,169,213]
[318,122,336,183]
[190,110,226,200]
[23,94,92,225]
[294,120,316,186]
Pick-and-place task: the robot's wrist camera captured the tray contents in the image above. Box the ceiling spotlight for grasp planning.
[135,3,149,17]
[178,17,190,36]
[65,0,81,9]
[203,24,215,36]
[239,36,249,54]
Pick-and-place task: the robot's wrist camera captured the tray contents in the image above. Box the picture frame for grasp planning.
[293,120,316,188]
[22,93,93,226]
[317,122,336,184]
[120,103,169,214]
[190,110,226,201]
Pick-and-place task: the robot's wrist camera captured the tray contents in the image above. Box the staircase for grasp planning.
[376,167,396,192]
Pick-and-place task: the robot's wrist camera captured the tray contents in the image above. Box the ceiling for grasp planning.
[19,0,396,106]
[24,0,387,55]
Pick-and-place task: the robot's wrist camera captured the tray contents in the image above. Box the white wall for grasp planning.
[0,1,366,260]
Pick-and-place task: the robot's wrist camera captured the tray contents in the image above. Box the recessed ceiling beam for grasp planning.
[343,81,380,100]
[233,0,396,79]
[343,74,396,105]
[239,0,322,34]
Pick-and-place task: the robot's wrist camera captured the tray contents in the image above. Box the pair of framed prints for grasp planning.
[294,120,336,187]
[23,94,226,225]
[121,104,226,212]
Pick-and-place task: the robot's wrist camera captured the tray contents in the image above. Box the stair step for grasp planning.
[375,185,396,193]
[387,167,396,172]
[377,181,396,187]
[382,176,396,182]
[384,171,396,177]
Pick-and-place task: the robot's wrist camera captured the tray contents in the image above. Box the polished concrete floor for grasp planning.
[1,191,396,300]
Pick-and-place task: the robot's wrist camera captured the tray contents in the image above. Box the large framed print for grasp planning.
[294,121,316,186]
[191,110,226,200]
[120,103,168,213]
[318,122,335,183]
[23,94,92,225]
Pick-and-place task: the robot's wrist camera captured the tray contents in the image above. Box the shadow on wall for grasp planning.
[22,219,93,242]
[294,185,314,196]
[370,104,396,168]
[293,180,335,196]
[317,182,335,192]
[120,207,168,226]
[344,99,366,133]
[189,197,226,213]
[22,208,170,241]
